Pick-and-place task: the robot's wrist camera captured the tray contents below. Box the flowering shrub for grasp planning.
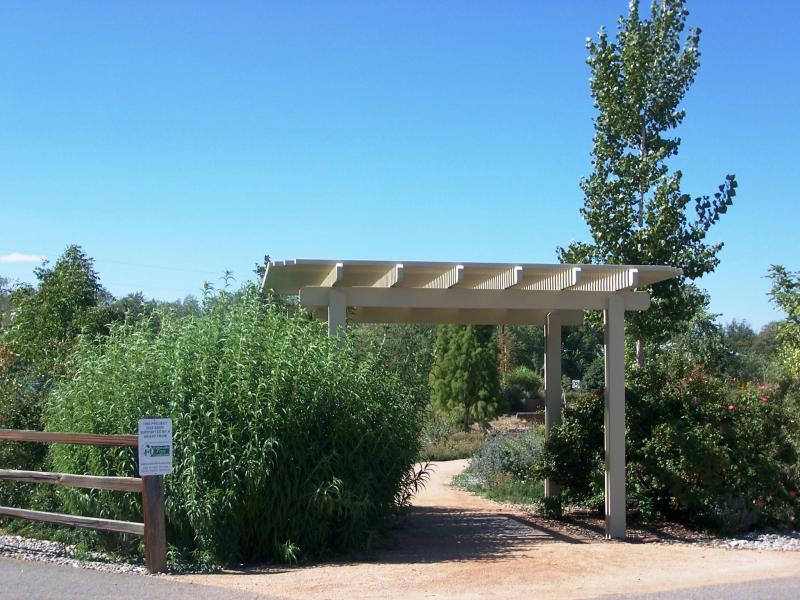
[541,351,799,532]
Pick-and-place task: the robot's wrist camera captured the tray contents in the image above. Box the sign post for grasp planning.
[138,418,172,573]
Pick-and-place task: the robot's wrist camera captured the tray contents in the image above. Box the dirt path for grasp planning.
[176,460,800,599]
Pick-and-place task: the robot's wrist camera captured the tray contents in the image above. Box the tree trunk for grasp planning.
[635,339,645,368]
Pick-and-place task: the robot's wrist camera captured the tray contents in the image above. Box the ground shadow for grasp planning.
[376,505,588,564]
[200,504,592,577]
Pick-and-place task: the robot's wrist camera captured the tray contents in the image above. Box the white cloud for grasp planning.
[0,252,47,264]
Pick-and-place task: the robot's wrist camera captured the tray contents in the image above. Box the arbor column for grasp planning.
[544,311,562,498]
[604,293,626,539]
[327,289,347,342]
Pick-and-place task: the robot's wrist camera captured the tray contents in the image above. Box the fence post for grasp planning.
[141,475,167,573]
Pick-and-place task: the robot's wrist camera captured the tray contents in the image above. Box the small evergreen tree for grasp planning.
[429,325,500,430]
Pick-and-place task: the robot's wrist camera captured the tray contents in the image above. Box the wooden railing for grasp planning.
[0,428,167,573]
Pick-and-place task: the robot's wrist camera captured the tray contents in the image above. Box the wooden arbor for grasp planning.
[262,259,682,539]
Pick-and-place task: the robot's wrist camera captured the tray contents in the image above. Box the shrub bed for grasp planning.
[540,353,800,532]
[45,286,423,564]
[454,426,544,505]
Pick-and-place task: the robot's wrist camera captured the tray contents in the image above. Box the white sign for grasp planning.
[138,418,173,476]
[571,379,581,390]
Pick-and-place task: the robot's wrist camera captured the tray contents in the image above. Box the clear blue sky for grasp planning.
[1,1,797,329]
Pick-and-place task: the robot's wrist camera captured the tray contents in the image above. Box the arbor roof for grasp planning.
[261,259,682,325]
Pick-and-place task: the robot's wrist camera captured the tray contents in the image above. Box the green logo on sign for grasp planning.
[144,444,170,457]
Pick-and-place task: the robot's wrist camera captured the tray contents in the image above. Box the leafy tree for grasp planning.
[559,0,738,359]
[429,325,500,430]
[768,265,800,383]
[507,325,544,374]
[0,276,12,330]
[5,245,113,379]
[1,246,115,504]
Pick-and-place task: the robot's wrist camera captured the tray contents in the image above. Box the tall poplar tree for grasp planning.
[429,325,500,430]
[559,0,738,359]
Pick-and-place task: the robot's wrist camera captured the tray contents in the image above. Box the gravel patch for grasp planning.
[0,534,146,574]
[712,531,800,552]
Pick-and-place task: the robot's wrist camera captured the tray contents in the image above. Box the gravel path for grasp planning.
[177,460,800,600]
[1,459,799,599]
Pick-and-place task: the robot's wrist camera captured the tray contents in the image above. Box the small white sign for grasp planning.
[138,418,173,476]
[571,379,581,390]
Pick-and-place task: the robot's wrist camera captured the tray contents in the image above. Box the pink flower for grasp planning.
[754,499,766,508]
[760,395,769,402]
[692,399,699,405]
[757,384,769,390]
[790,490,797,498]
[727,404,735,412]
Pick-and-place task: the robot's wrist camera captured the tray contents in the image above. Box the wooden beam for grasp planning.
[523,267,581,291]
[300,286,650,312]
[572,267,639,292]
[373,264,404,288]
[0,469,141,493]
[475,266,523,290]
[423,265,464,289]
[321,262,343,287]
[346,307,583,326]
[0,429,138,447]
[0,506,144,536]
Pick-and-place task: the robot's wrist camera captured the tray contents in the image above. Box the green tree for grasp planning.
[0,276,12,330]
[429,325,500,430]
[768,265,800,383]
[1,246,115,504]
[559,0,738,360]
[5,245,113,379]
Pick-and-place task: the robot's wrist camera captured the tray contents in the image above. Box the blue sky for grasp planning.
[1,1,797,329]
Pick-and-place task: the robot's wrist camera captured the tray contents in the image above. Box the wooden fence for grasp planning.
[0,428,167,573]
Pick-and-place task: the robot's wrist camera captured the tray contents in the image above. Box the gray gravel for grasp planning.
[712,530,800,551]
[0,534,146,574]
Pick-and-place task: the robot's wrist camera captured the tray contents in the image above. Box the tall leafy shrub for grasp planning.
[46,285,422,564]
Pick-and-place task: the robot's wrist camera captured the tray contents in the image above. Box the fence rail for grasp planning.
[0,427,166,573]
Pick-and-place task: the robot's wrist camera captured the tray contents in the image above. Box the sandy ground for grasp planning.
[174,460,800,599]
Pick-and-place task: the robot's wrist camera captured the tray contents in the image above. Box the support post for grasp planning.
[604,293,626,539]
[544,311,562,498]
[327,289,347,341]
[141,475,167,573]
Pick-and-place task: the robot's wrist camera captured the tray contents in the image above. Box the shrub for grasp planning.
[419,412,485,461]
[468,427,544,485]
[45,285,423,564]
[541,352,800,532]
[501,366,543,412]
[454,427,545,505]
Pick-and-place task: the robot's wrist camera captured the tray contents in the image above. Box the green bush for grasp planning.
[454,427,544,504]
[501,366,543,413]
[467,427,544,485]
[45,285,423,564]
[541,352,800,532]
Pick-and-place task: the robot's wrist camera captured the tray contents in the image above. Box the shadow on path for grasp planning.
[376,504,588,564]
